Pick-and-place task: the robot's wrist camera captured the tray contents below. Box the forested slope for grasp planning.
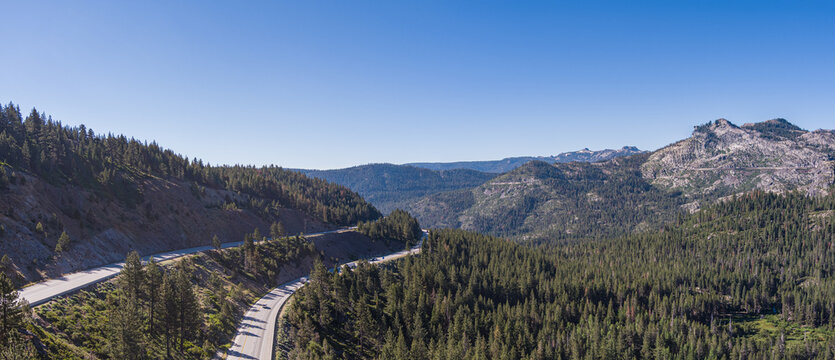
[0,228,406,359]
[286,190,835,359]
[407,119,834,244]
[407,153,684,244]
[0,103,380,284]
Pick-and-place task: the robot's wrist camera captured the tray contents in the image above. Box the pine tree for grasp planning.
[0,255,10,270]
[145,258,163,337]
[212,234,221,250]
[159,272,178,358]
[0,273,25,347]
[395,330,410,360]
[106,291,144,360]
[55,231,70,254]
[34,222,44,237]
[174,267,200,350]
[271,221,286,240]
[120,251,145,300]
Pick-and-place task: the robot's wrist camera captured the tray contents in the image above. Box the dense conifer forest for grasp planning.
[286,190,835,359]
[0,103,380,226]
[357,209,423,247]
[408,155,686,244]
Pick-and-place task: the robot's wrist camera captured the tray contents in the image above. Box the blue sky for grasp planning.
[2,1,834,169]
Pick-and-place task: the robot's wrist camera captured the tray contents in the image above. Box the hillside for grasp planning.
[407,153,684,243]
[407,119,834,242]
[296,164,497,214]
[286,191,835,359]
[406,146,644,173]
[0,104,381,285]
[26,229,407,359]
[295,148,643,215]
[643,118,835,201]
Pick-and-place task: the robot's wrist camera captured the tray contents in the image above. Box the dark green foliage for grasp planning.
[0,102,380,225]
[120,251,145,301]
[0,273,25,347]
[413,154,685,244]
[270,221,286,240]
[106,290,144,360]
[357,209,422,246]
[0,332,36,359]
[288,191,835,359]
[144,259,162,337]
[744,118,805,140]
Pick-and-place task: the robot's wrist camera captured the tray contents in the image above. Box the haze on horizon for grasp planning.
[2,1,834,170]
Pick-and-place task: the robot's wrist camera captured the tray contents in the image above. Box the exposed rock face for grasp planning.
[642,119,835,198]
[405,118,834,243]
[406,154,684,243]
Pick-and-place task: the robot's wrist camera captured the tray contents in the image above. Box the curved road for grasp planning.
[225,240,423,360]
[19,229,347,306]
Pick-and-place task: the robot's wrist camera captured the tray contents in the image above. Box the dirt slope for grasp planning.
[0,170,332,285]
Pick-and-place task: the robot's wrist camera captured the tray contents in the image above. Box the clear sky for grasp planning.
[2,1,834,169]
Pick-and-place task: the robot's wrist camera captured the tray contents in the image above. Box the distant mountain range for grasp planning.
[402,118,835,243]
[404,153,680,243]
[295,164,497,214]
[406,146,645,173]
[295,147,643,214]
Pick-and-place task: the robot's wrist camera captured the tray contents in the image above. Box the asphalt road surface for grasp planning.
[225,240,423,360]
[19,229,346,306]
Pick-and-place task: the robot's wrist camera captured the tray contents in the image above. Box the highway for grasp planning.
[225,239,423,360]
[19,229,346,306]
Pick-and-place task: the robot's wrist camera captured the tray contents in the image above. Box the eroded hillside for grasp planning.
[0,104,381,285]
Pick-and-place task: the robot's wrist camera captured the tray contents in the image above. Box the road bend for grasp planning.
[226,238,423,360]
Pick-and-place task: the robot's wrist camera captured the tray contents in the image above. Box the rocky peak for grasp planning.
[693,118,740,135]
[643,118,834,199]
[715,118,734,127]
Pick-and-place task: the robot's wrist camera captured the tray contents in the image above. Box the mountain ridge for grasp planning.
[295,164,497,214]
[405,118,835,242]
[642,118,835,200]
[406,146,644,173]
[0,104,380,285]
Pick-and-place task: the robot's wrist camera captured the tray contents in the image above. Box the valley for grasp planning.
[6,3,835,359]
[2,108,835,360]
